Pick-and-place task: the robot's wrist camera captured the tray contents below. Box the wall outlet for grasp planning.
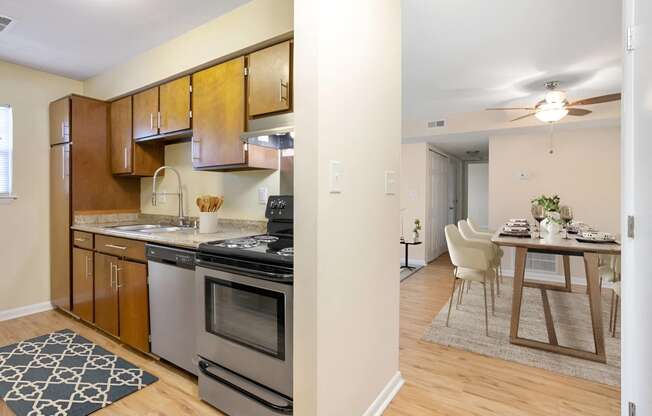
[385,171,397,195]
[517,171,530,181]
[258,187,269,204]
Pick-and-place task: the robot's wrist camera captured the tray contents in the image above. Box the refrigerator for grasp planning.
[49,97,71,311]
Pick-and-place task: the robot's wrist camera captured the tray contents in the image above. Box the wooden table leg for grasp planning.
[510,247,528,341]
[584,252,607,362]
[563,255,572,292]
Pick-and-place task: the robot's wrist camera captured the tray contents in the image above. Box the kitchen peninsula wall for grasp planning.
[140,142,280,220]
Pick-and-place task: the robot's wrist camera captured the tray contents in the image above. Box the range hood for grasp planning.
[241,112,294,150]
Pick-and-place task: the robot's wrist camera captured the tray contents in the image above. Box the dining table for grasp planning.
[491,231,621,363]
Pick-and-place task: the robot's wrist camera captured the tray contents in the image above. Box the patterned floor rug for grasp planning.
[0,329,157,416]
[422,277,620,386]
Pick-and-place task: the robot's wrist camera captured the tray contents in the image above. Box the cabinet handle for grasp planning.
[115,266,123,290]
[191,137,201,160]
[105,243,127,250]
[150,113,154,130]
[279,80,289,102]
[157,111,161,129]
[85,256,92,279]
[74,237,86,242]
[61,121,65,141]
[124,147,128,169]
[109,262,115,289]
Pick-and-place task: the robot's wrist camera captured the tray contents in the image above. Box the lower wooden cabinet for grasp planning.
[117,260,150,353]
[94,252,119,337]
[72,248,94,322]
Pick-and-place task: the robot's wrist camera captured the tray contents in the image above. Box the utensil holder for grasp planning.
[199,212,219,234]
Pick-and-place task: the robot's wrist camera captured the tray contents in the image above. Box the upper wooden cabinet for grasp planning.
[110,96,164,176]
[49,97,70,145]
[133,87,159,139]
[193,57,278,170]
[247,41,292,117]
[160,76,191,134]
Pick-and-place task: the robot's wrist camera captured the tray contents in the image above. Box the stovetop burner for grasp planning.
[217,238,259,249]
[254,235,279,243]
[277,247,294,257]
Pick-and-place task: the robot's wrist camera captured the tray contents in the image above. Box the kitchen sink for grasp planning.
[110,224,194,233]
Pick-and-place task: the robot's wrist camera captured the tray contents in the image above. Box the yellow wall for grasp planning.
[83,0,294,221]
[489,126,621,277]
[0,60,83,313]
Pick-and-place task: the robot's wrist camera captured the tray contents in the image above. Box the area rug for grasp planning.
[0,329,157,416]
[422,277,620,386]
[400,266,423,282]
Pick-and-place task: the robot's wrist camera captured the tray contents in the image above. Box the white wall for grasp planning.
[467,162,489,229]
[0,60,83,312]
[82,0,293,221]
[294,0,402,414]
[489,126,621,278]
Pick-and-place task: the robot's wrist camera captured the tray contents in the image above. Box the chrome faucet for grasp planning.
[151,166,186,226]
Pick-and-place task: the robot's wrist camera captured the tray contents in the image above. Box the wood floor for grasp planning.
[385,254,620,416]
[0,255,620,415]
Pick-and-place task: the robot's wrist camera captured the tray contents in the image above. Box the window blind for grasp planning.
[0,105,13,195]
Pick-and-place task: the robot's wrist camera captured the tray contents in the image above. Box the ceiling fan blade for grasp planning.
[510,113,536,122]
[567,108,592,116]
[486,107,535,111]
[568,93,621,106]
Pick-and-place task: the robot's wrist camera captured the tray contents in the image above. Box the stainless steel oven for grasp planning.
[195,259,293,413]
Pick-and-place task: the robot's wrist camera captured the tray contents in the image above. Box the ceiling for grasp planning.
[402,0,623,128]
[0,0,250,80]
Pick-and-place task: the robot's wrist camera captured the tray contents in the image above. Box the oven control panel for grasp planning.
[266,195,293,221]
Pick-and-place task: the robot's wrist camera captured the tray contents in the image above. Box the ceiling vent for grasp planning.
[427,119,446,128]
[0,15,13,32]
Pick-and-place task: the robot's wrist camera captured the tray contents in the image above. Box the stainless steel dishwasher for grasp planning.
[146,244,198,375]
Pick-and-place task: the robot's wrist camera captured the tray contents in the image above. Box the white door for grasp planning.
[622,1,652,415]
[428,150,449,261]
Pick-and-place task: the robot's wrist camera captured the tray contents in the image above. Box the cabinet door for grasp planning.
[159,76,191,134]
[192,57,246,168]
[50,143,70,311]
[248,41,291,117]
[49,97,70,145]
[133,87,159,139]
[117,260,150,352]
[110,97,132,174]
[94,252,119,337]
[72,248,94,322]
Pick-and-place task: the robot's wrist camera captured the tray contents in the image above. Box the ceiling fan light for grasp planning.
[545,90,566,104]
[535,107,568,122]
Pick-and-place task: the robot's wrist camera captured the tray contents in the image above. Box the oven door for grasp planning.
[196,265,293,397]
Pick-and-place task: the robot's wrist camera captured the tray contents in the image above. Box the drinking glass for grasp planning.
[560,206,574,239]
[531,205,546,239]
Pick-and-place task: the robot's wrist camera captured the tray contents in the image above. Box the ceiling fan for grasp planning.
[486,81,621,123]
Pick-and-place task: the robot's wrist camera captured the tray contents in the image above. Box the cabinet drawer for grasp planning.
[73,231,93,249]
[95,235,146,262]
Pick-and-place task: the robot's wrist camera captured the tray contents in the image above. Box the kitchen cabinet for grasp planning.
[72,248,94,322]
[117,260,150,353]
[133,87,159,139]
[49,97,70,145]
[110,97,164,176]
[193,57,279,170]
[159,76,191,134]
[94,252,119,337]
[247,41,292,117]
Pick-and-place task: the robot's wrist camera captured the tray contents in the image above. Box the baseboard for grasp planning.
[501,269,613,288]
[362,371,404,416]
[400,258,426,267]
[0,301,54,322]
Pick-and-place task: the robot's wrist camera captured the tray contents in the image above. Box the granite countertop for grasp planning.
[71,214,267,250]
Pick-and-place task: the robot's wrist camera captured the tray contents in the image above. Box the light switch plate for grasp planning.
[258,187,269,204]
[329,160,342,193]
[385,171,397,195]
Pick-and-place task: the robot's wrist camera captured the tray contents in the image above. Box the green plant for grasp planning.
[413,219,422,232]
[531,194,561,213]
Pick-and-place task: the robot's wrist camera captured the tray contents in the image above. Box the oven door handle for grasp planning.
[196,258,293,280]
[198,360,293,414]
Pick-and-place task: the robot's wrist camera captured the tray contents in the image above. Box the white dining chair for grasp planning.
[466,218,505,284]
[458,220,502,298]
[445,224,496,336]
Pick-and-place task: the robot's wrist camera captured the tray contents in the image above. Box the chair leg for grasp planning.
[483,281,489,337]
[489,273,495,315]
[609,290,615,333]
[612,295,619,338]
[495,266,501,297]
[446,278,459,327]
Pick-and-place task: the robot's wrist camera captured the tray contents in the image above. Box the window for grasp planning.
[0,105,13,196]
